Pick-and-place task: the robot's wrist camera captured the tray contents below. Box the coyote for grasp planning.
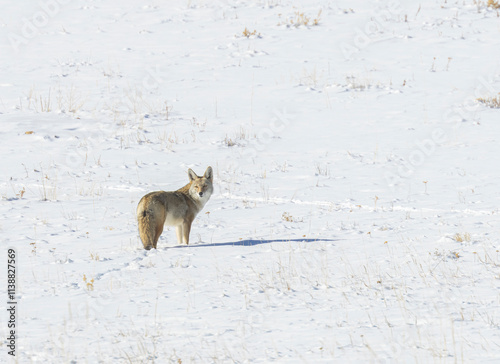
[137,166,213,250]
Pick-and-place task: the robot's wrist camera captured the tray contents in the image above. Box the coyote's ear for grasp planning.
[187,168,198,181]
[204,166,213,181]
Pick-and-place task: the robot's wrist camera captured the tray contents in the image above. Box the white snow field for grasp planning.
[2,0,500,362]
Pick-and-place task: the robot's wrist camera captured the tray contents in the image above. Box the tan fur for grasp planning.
[137,166,213,250]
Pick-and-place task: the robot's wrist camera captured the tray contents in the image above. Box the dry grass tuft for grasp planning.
[477,95,500,108]
[282,212,294,222]
[242,27,261,38]
[278,10,322,27]
[488,0,500,9]
[454,232,471,243]
[83,274,95,291]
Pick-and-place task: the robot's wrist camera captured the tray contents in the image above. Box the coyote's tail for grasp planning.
[138,209,156,250]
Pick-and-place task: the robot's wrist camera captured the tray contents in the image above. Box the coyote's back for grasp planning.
[137,166,213,250]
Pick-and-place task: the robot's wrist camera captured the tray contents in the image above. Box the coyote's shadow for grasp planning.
[175,238,337,248]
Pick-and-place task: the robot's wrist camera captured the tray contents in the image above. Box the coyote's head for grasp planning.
[188,166,214,201]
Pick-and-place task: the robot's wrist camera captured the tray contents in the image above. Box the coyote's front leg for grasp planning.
[175,225,183,245]
[182,220,192,245]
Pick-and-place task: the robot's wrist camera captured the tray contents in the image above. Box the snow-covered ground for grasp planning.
[2,0,500,362]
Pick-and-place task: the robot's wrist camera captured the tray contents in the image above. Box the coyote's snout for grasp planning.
[137,166,213,250]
